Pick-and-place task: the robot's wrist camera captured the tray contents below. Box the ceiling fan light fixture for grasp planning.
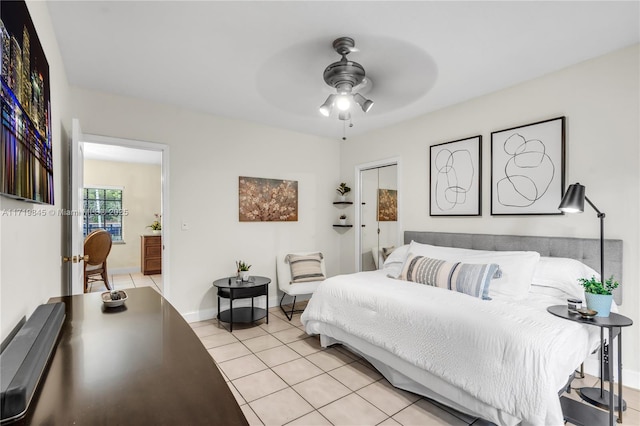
[335,95,352,111]
[319,94,335,117]
[354,93,374,113]
[338,111,351,121]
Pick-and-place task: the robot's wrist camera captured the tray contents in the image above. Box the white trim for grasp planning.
[109,267,140,275]
[354,157,402,272]
[83,133,171,303]
[182,295,281,323]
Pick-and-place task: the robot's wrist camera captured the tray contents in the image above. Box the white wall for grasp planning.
[84,159,162,271]
[0,1,71,342]
[340,44,640,385]
[70,87,341,320]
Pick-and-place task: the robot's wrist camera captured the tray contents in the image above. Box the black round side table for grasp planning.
[547,305,633,426]
[213,276,270,332]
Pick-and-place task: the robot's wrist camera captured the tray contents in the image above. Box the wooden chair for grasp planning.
[84,229,113,293]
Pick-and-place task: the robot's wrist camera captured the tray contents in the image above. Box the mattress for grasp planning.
[301,270,600,426]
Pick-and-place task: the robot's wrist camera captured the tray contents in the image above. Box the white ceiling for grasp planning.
[84,143,162,165]
[47,1,639,141]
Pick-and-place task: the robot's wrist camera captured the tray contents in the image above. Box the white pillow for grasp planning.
[532,256,599,300]
[407,241,540,299]
[382,244,410,278]
[371,247,383,269]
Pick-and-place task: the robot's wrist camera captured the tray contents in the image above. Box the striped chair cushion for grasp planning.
[286,253,325,284]
[400,254,498,300]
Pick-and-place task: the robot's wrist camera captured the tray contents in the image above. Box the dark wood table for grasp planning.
[13,287,247,425]
[213,276,270,332]
[548,305,633,426]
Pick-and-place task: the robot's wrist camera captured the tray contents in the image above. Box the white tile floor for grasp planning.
[86,272,163,294]
[190,304,640,426]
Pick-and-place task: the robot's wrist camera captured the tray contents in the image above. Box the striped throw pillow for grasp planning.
[400,254,498,300]
[286,253,325,284]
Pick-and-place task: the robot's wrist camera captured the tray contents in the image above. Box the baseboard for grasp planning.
[182,294,305,323]
[110,267,140,275]
[583,356,640,390]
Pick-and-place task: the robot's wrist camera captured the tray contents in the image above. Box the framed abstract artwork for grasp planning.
[429,136,482,216]
[0,0,53,204]
[491,117,565,215]
[238,176,298,222]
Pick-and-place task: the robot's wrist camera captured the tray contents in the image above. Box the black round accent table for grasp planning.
[547,305,633,426]
[213,276,270,332]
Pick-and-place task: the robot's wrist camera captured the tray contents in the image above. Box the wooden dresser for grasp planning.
[141,235,162,275]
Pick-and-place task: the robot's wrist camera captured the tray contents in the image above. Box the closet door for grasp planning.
[360,168,379,271]
[359,164,398,271]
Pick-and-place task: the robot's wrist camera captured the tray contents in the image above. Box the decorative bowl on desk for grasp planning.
[101,290,128,308]
[576,308,597,319]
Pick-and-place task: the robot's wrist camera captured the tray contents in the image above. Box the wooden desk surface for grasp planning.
[14,287,247,425]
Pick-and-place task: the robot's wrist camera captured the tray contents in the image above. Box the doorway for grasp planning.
[70,131,170,299]
[355,158,402,272]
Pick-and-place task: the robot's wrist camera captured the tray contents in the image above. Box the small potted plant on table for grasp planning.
[236,261,251,281]
[578,275,619,317]
[339,214,347,225]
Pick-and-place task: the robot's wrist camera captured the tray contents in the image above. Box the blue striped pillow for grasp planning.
[400,254,498,300]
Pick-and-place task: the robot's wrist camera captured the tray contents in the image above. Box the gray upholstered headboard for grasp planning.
[404,231,623,305]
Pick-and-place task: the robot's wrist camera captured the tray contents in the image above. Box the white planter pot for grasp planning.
[238,271,250,281]
[339,219,347,225]
[339,195,346,202]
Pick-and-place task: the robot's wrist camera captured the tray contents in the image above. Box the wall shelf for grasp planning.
[333,224,353,228]
[333,201,353,205]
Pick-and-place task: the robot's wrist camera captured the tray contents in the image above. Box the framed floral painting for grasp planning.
[239,176,298,222]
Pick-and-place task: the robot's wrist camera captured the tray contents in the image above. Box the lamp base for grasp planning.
[579,387,627,411]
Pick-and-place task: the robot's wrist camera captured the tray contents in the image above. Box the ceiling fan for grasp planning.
[318,37,374,124]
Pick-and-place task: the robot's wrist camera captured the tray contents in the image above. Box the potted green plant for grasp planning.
[339,214,347,225]
[336,182,351,201]
[578,275,619,317]
[236,260,251,281]
[147,213,162,234]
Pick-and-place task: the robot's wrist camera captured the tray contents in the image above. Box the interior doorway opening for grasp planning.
[69,130,170,300]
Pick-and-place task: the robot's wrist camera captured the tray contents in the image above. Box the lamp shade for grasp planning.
[558,183,585,213]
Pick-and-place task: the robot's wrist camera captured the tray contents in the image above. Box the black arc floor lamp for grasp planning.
[558,182,606,281]
[558,183,626,412]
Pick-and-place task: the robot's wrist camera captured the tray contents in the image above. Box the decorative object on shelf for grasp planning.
[336,182,351,201]
[319,37,374,140]
[578,276,618,317]
[147,213,162,234]
[101,290,128,308]
[236,260,252,281]
[377,189,398,221]
[239,176,298,222]
[491,117,565,215]
[430,136,482,216]
[339,214,347,225]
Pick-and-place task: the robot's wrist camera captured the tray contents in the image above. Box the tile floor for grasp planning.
[86,272,163,294]
[189,303,640,426]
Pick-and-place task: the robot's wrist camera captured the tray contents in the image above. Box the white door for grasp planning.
[68,118,85,294]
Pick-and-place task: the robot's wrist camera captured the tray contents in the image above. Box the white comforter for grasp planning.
[301,271,598,426]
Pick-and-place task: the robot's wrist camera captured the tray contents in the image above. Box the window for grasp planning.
[83,187,124,242]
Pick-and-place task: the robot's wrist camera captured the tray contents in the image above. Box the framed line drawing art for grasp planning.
[430,135,482,216]
[238,176,298,222]
[491,116,565,215]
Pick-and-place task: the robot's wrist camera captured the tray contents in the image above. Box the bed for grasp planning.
[301,231,623,426]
